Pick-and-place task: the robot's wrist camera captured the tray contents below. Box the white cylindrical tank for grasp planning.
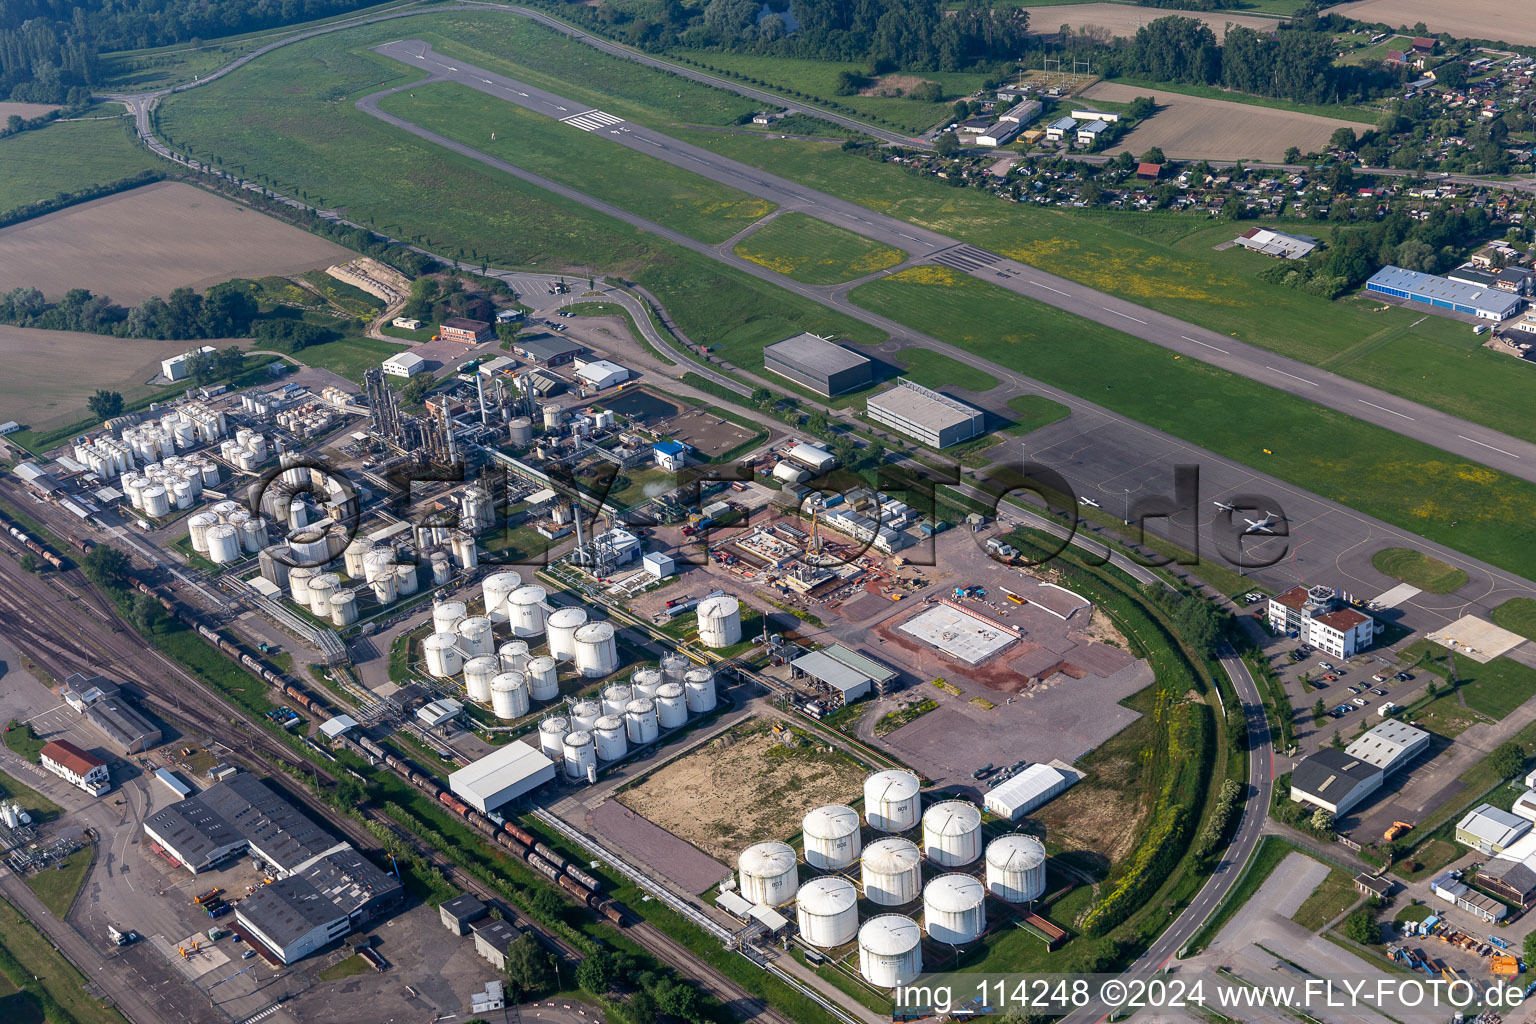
[861,838,922,907]
[206,524,242,564]
[796,876,859,948]
[683,667,717,714]
[308,573,340,617]
[142,485,171,518]
[660,652,690,686]
[563,731,597,780]
[423,632,463,678]
[344,538,373,578]
[509,417,533,445]
[541,403,562,430]
[431,553,452,586]
[924,874,987,945]
[526,658,559,701]
[451,531,478,570]
[986,835,1048,904]
[922,801,983,868]
[395,563,419,596]
[509,586,548,638]
[463,655,499,704]
[482,571,522,622]
[859,916,923,988]
[654,683,687,729]
[188,511,218,553]
[433,600,467,635]
[259,545,292,588]
[696,595,742,649]
[546,607,587,661]
[601,684,633,717]
[538,716,569,759]
[865,770,922,833]
[329,588,358,626]
[738,841,799,906]
[456,616,495,658]
[362,550,394,585]
[289,566,316,605]
[570,699,603,733]
[370,570,399,605]
[491,672,530,720]
[630,667,663,699]
[802,804,862,872]
[624,697,659,746]
[240,516,266,553]
[593,715,628,761]
[499,640,531,674]
[574,623,618,678]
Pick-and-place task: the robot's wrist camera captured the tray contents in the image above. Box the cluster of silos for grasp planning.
[272,401,336,439]
[218,427,270,473]
[337,538,416,608]
[187,499,268,564]
[696,595,743,649]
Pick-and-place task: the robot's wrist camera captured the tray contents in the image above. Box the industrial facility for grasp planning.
[762,333,874,397]
[866,378,986,449]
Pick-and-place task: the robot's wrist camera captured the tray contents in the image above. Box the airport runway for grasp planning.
[370,39,1536,487]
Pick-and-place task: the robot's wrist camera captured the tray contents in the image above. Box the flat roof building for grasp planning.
[977,120,1023,147]
[573,358,629,391]
[763,334,873,397]
[381,352,426,378]
[985,764,1075,821]
[84,698,161,754]
[472,919,521,970]
[448,741,557,814]
[1268,584,1377,659]
[1289,747,1383,818]
[867,378,985,449]
[1366,265,1524,321]
[40,739,110,797]
[1344,720,1430,775]
[439,894,488,935]
[145,774,344,876]
[515,335,583,367]
[440,317,493,345]
[789,644,896,707]
[235,849,402,965]
[1456,804,1531,854]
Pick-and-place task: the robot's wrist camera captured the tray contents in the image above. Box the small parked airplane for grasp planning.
[1212,500,1237,512]
[1243,511,1286,534]
[1078,497,1101,508]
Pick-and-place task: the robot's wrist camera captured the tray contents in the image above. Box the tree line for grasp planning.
[1262,205,1494,298]
[0,279,260,339]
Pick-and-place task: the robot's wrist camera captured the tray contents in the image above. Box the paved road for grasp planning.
[369,40,1536,486]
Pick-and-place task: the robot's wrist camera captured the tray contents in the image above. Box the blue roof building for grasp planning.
[653,440,690,471]
[1366,265,1524,320]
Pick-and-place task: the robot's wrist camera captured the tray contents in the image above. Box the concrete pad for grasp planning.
[1205,851,1330,954]
[155,932,230,978]
[897,603,1018,666]
[1371,582,1421,609]
[1427,615,1526,663]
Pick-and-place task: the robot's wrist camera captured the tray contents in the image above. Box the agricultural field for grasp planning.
[1370,547,1469,594]
[617,720,865,862]
[733,213,906,284]
[0,117,161,215]
[0,102,60,119]
[847,266,1536,582]
[1019,3,1283,40]
[1082,83,1365,162]
[0,181,350,303]
[1320,0,1536,48]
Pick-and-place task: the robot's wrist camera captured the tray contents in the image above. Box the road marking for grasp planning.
[1104,307,1149,325]
[897,233,920,241]
[561,109,624,131]
[1180,334,1228,354]
[1026,278,1071,297]
[1265,366,1318,387]
[1457,434,1521,459]
[1357,399,1414,421]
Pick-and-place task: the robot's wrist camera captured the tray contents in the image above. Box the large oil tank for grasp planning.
[238,516,267,553]
[864,770,922,833]
[985,835,1047,904]
[563,731,597,780]
[430,553,452,586]
[259,544,292,588]
[508,586,548,638]
[451,531,478,570]
[329,588,358,627]
[363,550,394,585]
[344,538,373,578]
[923,874,987,944]
[738,841,799,906]
[541,403,562,431]
[289,566,316,605]
[796,876,858,948]
[593,715,628,761]
[858,916,923,988]
[624,698,659,746]
[395,563,419,596]
[526,658,559,702]
[922,801,982,868]
[601,683,633,716]
[570,699,603,733]
[499,640,530,674]
[546,607,587,661]
[660,652,690,687]
[653,683,687,729]
[142,485,171,518]
[630,667,663,699]
[537,716,570,759]
[491,672,530,721]
[683,667,717,714]
[573,623,618,678]
[463,655,499,704]
[207,524,242,565]
[861,838,922,907]
[307,573,340,616]
[482,571,522,623]
[696,595,742,649]
[802,804,862,872]
[456,616,495,659]
[370,570,398,605]
[188,511,218,553]
[433,600,467,635]
[423,632,463,678]
[509,417,533,445]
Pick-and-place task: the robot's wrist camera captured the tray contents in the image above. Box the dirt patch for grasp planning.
[0,180,351,303]
[1082,607,1128,649]
[0,102,61,120]
[1025,2,1281,41]
[859,74,936,98]
[1032,746,1147,865]
[617,720,865,862]
[1322,0,1536,47]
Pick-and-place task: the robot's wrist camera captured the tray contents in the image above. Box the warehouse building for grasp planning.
[515,335,583,368]
[1234,227,1317,260]
[40,740,110,797]
[381,352,426,378]
[144,773,345,876]
[573,358,629,391]
[763,333,873,397]
[867,378,985,448]
[1344,720,1430,775]
[439,317,493,345]
[84,698,161,755]
[1456,804,1531,854]
[472,919,522,970]
[448,741,557,814]
[784,441,837,475]
[976,120,1023,147]
[1288,748,1382,817]
[790,644,897,706]
[985,764,1076,821]
[1365,266,1524,321]
[1430,870,1506,923]
[236,848,402,965]
[143,793,247,871]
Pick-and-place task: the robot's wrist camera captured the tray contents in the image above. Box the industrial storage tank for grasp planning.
[683,667,717,714]
[259,545,293,588]
[456,616,495,659]
[985,835,1047,904]
[861,838,922,907]
[188,511,218,553]
[433,600,468,635]
[538,716,570,759]
[344,538,373,578]
[738,841,799,906]
[395,563,419,596]
[574,623,618,678]
[541,403,562,431]
[546,607,587,661]
[660,652,690,687]
[370,570,398,605]
[509,586,548,638]
[509,417,533,445]
[601,684,633,717]
[526,658,559,702]
[796,876,859,948]
[654,683,687,729]
[329,588,359,627]
[630,667,663,699]
[624,698,659,746]
[499,640,531,673]
[239,516,267,553]
[289,566,316,605]
[423,632,463,679]
[563,731,597,780]
[593,716,628,761]
[696,595,743,649]
[451,531,478,570]
[858,916,923,988]
[307,573,340,616]
[491,672,530,721]
[142,485,171,518]
[802,804,862,872]
[363,550,394,585]
[865,770,922,833]
[923,874,987,944]
[206,525,242,565]
[430,553,452,586]
[571,699,603,733]
[922,801,983,868]
[463,655,500,704]
[482,571,522,623]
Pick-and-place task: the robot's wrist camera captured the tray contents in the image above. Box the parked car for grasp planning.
[1373,674,1387,682]
[1352,698,1368,707]
[1319,662,1335,671]
[1371,688,1387,696]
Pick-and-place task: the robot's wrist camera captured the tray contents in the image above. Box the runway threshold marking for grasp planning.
[1357,399,1414,421]
[1264,366,1319,387]
[561,109,624,131]
[1457,434,1521,459]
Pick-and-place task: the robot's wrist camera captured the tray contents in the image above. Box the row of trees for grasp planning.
[0,279,259,340]
[1262,205,1493,298]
